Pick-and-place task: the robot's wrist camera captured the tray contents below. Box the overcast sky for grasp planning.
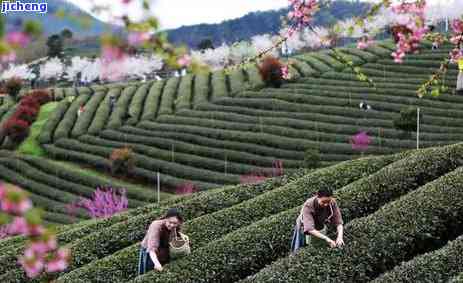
[68,0,288,30]
[68,0,452,30]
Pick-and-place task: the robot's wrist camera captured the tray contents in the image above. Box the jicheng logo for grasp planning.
[1,1,47,14]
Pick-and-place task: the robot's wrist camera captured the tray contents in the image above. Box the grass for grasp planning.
[17,102,58,157]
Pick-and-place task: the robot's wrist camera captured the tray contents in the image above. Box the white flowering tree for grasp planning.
[251,34,279,57]
[0,64,36,81]
[39,57,64,81]
[191,44,231,70]
[64,56,93,82]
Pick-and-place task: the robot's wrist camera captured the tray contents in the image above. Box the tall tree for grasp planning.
[46,34,63,58]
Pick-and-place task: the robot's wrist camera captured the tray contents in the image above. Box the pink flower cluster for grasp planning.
[281,65,291,80]
[350,131,371,152]
[390,1,428,63]
[128,32,151,46]
[71,187,128,219]
[175,182,197,195]
[177,54,192,67]
[6,31,30,48]
[287,0,319,35]
[0,183,70,278]
[240,160,284,184]
[357,36,375,50]
[449,19,463,63]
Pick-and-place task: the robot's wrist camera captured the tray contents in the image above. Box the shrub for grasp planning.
[451,273,463,283]
[2,118,30,144]
[38,100,70,144]
[5,77,23,101]
[373,235,463,283]
[304,146,321,168]
[394,106,423,133]
[258,56,284,88]
[175,182,197,195]
[109,147,134,176]
[25,89,51,105]
[14,105,38,124]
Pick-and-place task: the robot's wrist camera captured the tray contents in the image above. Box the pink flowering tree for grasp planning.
[175,182,197,195]
[70,187,128,219]
[349,131,372,154]
[0,183,70,278]
[240,160,284,184]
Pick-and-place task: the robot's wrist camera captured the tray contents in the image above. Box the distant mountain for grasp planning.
[4,0,121,38]
[166,0,370,49]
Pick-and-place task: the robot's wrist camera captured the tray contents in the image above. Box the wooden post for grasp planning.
[416,107,420,150]
[171,144,175,162]
[224,155,227,175]
[157,171,160,204]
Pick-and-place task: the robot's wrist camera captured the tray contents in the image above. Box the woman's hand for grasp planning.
[336,237,345,247]
[326,238,337,248]
[154,263,163,272]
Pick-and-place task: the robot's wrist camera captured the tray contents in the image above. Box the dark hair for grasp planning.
[161,208,184,222]
[317,188,333,198]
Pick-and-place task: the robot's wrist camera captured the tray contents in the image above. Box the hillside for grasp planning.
[1,40,461,192]
[166,0,370,48]
[1,142,463,282]
[4,0,120,38]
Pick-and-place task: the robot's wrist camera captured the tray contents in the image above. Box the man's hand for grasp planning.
[336,237,344,247]
[326,238,337,248]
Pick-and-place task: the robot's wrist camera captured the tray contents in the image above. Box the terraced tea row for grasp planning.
[24,41,459,190]
[4,143,462,282]
[0,150,157,224]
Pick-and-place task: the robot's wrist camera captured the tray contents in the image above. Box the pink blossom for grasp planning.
[27,224,44,236]
[19,251,44,278]
[30,241,50,256]
[450,35,463,45]
[1,184,70,278]
[175,182,196,195]
[450,48,463,63]
[75,187,128,218]
[240,159,284,184]
[101,46,125,62]
[350,131,371,152]
[7,217,29,235]
[357,37,374,50]
[451,19,463,34]
[281,65,291,80]
[128,32,151,46]
[46,258,68,273]
[240,174,267,184]
[1,198,32,215]
[6,31,30,47]
[177,54,191,67]
[1,51,16,63]
[287,0,319,32]
[0,183,5,198]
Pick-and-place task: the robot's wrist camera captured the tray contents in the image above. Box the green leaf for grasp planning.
[24,208,44,226]
[431,88,440,97]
